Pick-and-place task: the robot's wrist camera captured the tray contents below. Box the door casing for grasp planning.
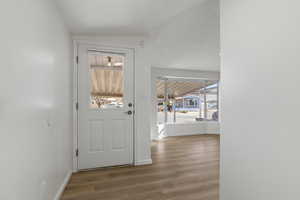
[72,41,136,172]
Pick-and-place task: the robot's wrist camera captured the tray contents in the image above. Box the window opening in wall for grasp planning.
[157,78,219,124]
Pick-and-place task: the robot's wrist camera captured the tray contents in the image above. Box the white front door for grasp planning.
[77,44,134,170]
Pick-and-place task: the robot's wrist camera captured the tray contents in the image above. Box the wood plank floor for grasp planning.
[61,135,220,200]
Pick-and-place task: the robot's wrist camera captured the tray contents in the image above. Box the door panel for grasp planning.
[77,44,134,170]
[88,120,105,152]
[111,119,127,150]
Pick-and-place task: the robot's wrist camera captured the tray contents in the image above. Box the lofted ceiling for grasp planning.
[55,0,206,36]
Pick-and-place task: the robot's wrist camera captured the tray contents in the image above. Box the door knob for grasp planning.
[126,110,133,115]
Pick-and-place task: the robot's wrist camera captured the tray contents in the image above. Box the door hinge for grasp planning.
[76,149,79,157]
[76,56,79,64]
[76,102,79,111]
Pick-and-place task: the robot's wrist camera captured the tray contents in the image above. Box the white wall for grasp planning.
[147,0,220,71]
[147,0,220,140]
[220,1,300,199]
[164,122,220,137]
[0,0,73,199]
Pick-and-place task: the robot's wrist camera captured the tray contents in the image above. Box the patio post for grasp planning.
[164,80,168,123]
[217,81,219,121]
[198,89,202,119]
[204,81,207,120]
[173,99,176,123]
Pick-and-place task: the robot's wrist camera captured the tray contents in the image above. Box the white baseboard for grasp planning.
[134,159,153,166]
[54,171,72,200]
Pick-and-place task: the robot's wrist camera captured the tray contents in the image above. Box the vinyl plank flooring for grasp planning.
[61,134,220,200]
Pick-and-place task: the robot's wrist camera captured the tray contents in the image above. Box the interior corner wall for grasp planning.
[147,0,220,71]
[0,0,73,199]
[220,1,300,199]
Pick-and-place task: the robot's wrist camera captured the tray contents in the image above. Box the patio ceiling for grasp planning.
[89,54,124,97]
[156,79,217,99]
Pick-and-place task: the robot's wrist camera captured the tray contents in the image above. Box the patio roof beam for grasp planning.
[204,81,208,120]
[90,65,122,71]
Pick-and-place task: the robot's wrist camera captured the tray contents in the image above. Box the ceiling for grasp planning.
[156,79,217,98]
[55,0,205,35]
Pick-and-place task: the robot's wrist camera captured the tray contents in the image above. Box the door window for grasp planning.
[88,52,125,109]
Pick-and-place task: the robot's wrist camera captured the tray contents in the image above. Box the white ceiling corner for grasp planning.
[56,0,206,36]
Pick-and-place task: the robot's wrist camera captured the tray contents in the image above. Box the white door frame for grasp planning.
[72,40,136,172]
